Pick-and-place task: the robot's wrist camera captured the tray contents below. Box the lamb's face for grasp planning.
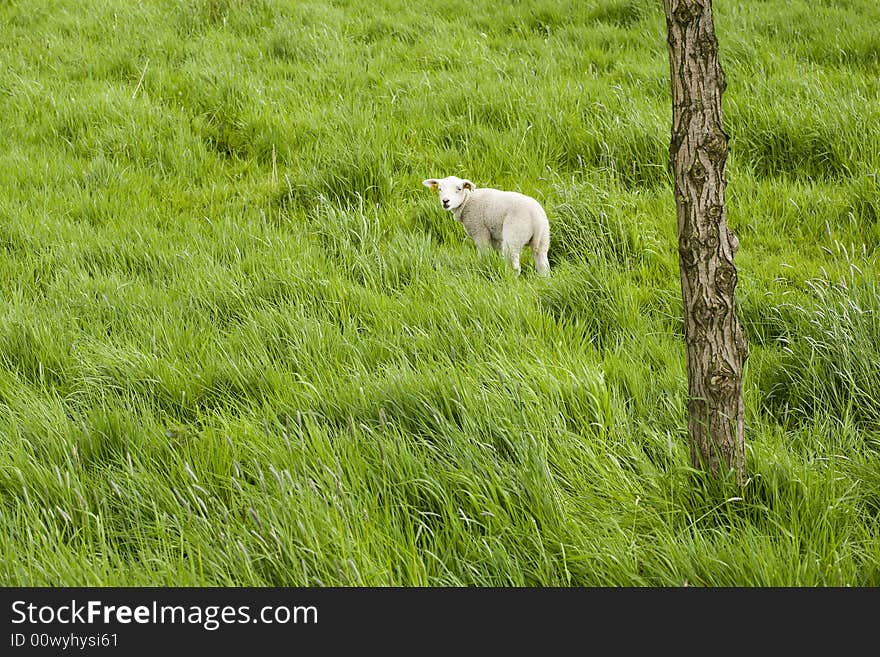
[422,176,474,211]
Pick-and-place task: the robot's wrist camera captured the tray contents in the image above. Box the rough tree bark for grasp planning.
[662,0,748,484]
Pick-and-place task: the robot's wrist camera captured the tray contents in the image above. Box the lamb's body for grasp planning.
[423,176,551,276]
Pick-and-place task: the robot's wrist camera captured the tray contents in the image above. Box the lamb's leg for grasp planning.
[501,241,521,275]
[470,227,493,258]
[533,235,551,277]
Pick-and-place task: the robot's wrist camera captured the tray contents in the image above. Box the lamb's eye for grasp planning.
[456,186,462,192]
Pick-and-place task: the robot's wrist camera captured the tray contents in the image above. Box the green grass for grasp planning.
[0,0,878,586]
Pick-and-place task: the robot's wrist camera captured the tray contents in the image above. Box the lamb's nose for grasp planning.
[442,199,450,208]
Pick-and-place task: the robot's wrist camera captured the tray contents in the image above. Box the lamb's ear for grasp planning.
[462,180,475,190]
[422,179,440,191]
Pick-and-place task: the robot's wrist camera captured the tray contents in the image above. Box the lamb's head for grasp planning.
[422,176,474,211]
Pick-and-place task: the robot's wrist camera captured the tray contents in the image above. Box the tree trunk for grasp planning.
[662,0,748,484]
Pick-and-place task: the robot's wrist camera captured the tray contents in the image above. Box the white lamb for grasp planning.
[422,176,551,276]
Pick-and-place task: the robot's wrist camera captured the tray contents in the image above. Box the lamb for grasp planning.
[421,176,551,276]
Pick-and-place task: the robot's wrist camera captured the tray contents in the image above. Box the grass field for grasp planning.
[0,0,878,586]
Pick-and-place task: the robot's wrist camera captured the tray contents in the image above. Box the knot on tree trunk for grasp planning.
[689,158,707,181]
[689,294,714,327]
[727,228,739,254]
[701,127,728,161]
[703,231,718,253]
[673,0,704,25]
[706,204,722,223]
[714,260,737,296]
[678,226,699,266]
[688,159,708,199]
[707,356,737,401]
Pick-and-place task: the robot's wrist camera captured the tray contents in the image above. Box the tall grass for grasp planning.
[0,0,878,585]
